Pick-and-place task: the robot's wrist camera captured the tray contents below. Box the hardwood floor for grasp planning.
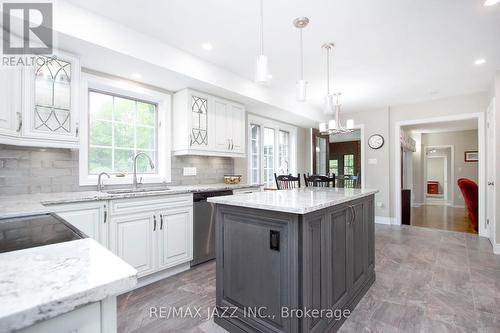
[411,205,476,234]
[118,224,497,333]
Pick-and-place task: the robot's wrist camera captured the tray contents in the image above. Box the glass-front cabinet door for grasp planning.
[22,50,80,144]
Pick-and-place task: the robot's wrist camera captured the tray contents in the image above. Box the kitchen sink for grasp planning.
[105,187,172,194]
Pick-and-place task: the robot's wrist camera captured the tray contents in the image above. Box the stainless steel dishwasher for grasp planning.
[191,190,233,266]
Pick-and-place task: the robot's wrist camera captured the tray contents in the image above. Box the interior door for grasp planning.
[486,99,496,243]
[312,128,329,175]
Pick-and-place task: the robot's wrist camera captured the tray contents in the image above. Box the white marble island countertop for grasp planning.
[0,238,137,333]
[207,187,378,214]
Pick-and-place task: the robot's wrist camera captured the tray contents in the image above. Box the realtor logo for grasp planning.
[2,2,53,55]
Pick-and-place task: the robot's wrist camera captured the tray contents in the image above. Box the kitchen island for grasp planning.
[208,187,378,333]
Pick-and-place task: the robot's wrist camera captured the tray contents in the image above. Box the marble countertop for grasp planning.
[207,187,378,214]
[0,183,262,219]
[0,238,137,333]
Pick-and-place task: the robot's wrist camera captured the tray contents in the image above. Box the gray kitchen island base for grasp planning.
[213,193,376,333]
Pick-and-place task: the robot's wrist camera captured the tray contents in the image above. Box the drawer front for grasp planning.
[110,194,193,215]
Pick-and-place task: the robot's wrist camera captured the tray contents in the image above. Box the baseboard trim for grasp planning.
[134,262,191,290]
[494,243,500,255]
[375,216,396,225]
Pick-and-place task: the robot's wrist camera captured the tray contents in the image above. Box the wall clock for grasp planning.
[368,134,384,149]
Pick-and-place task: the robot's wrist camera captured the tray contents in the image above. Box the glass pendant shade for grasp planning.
[324,94,335,114]
[296,80,307,102]
[255,55,269,84]
[328,119,336,129]
[346,119,354,129]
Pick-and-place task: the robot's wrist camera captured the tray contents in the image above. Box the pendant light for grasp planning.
[293,17,309,101]
[322,43,336,114]
[255,0,270,84]
[319,43,354,135]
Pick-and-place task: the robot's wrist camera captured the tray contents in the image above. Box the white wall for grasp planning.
[334,92,488,221]
[494,71,500,245]
[389,92,488,220]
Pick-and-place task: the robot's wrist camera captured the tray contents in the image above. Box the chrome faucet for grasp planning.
[97,172,110,192]
[133,152,155,189]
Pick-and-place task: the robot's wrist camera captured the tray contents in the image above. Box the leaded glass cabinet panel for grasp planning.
[21,50,80,147]
[34,56,72,133]
[190,95,208,146]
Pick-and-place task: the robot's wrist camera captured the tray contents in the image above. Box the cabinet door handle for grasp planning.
[75,123,79,137]
[153,215,157,231]
[227,139,230,150]
[160,214,164,230]
[231,139,234,150]
[103,210,107,223]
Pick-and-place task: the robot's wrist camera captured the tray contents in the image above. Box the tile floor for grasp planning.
[118,224,500,333]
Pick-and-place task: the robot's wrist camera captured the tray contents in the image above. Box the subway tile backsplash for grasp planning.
[0,145,234,195]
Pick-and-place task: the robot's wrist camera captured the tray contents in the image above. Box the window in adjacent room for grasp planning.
[278,130,290,174]
[247,115,297,188]
[250,124,261,184]
[329,159,338,176]
[263,127,275,187]
[344,154,354,175]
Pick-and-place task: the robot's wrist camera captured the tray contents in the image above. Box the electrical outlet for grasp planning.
[368,158,378,165]
[183,167,197,176]
[376,202,384,208]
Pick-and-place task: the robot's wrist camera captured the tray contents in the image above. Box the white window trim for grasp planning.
[247,114,298,186]
[79,73,171,186]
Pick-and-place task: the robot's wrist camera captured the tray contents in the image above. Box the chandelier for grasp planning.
[319,43,354,135]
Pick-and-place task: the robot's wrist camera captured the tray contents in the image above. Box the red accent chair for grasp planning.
[457,178,478,232]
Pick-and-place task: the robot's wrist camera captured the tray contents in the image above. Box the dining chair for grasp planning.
[339,174,360,188]
[303,174,336,187]
[274,173,301,190]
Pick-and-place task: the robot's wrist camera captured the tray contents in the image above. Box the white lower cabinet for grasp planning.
[109,212,156,277]
[18,302,101,333]
[51,201,108,248]
[109,194,193,278]
[157,206,193,271]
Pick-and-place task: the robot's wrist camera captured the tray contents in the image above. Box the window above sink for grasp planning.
[79,73,171,186]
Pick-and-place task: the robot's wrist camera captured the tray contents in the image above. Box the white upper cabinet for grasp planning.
[173,88,245,157]
[0,49,81,148]
[0,68,22,136]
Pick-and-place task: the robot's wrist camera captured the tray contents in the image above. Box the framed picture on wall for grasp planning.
[464,151,478,162]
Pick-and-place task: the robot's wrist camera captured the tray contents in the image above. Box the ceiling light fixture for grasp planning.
[319,43,354,135]
[293,17,309,102]
[132,73,142,79]
[484,0,500,6]
[201,42,213,51]
[255,0,270,84]
[474,58,486,65]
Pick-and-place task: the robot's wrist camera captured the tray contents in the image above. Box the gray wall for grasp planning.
[0,144,233,195]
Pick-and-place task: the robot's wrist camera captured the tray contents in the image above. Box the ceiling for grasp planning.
[403,118,478,133]
[66,0,500,112]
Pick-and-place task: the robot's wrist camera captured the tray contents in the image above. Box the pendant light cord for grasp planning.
[260,0,264,55]
[299,29,304,80]
[326,47,330,95]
